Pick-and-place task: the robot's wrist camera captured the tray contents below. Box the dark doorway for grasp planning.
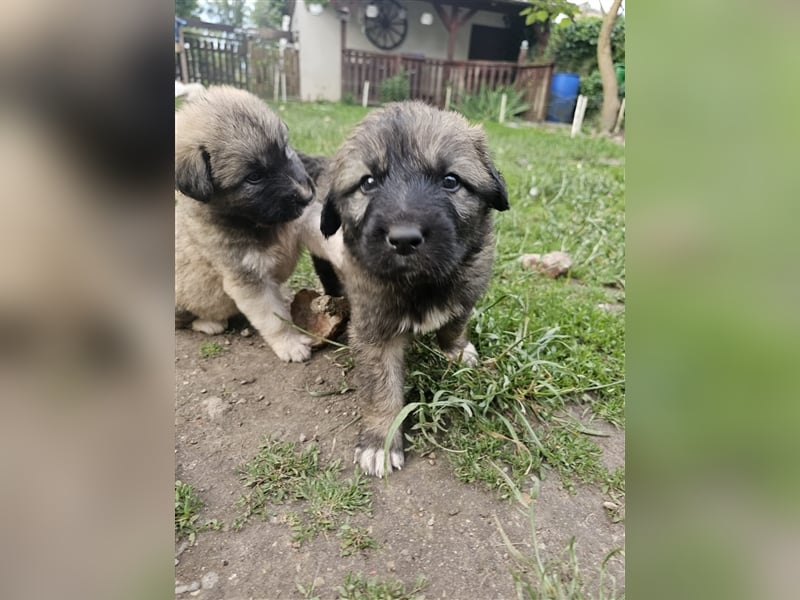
[468,24,518,62]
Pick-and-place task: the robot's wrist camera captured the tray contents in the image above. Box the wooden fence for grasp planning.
[342,49,554,121]
[176,26,300,99]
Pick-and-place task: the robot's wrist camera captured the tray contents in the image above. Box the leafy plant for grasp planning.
[454,86,531,122]
[199,341,224,358]
[337,572,427,600]
[175,480,221,543]
[546,17,625,77]
[378,69,410,103]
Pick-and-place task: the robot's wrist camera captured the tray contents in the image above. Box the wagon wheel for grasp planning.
[364,0,408,51]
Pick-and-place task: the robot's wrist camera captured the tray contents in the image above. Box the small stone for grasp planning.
[257,394,265,401]
[386,561,396,572]
[222,559,229,566]
[240,327,252,337]
[299,433,307,443]
[224,339,231,345]
[313,577,325,588]
[203,396,226,420]
[428,459,435,466]
[427,516,435,527]
[201,571,219,590]
[324,408,330,414]
[528,186,539,197]
[428,452,436,460]
[519,251,573,278]
[200,389,207,394]
[406,488,412,495]
[315,375,324,384]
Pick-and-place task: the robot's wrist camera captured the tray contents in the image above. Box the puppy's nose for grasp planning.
[387,225,424,255]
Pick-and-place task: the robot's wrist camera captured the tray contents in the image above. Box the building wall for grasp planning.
[293,0,342,101]
[344,2,507,61]
[293,1,514,101]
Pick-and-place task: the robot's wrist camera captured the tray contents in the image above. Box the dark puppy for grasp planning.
[175,86,319,362]
[317,101,509,476]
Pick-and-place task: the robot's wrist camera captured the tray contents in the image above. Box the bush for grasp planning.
[378,69,410,103]
[547,16,625,77]
[454,86,531,122]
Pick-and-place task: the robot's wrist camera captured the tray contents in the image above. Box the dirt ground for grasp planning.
[175,319,625,599]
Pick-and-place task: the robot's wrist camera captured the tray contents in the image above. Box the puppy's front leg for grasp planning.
[352,333,409,477]
[436,313,480,366]
[223,276,312,362]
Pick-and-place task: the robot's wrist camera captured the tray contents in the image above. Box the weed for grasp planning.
[199,341,224,358]
[378,69,410,103]
[235,438,373,546]
[494,474,624,600]
[175,480,221,543]
[338,521,379,556]
[337,572,428,600]
[454,85,531,122]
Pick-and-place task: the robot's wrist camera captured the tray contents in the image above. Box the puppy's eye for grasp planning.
[442,174,461,191]
[360,175,378,193]
[245,172,264,184]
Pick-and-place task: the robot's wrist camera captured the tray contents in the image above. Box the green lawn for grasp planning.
[274,101,624,498]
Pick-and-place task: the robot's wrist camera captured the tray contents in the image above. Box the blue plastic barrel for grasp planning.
[546,73,580,123]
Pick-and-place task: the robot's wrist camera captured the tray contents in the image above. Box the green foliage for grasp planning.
[454,86,531,122]
[519,1,579,26]
[199,341,224,358]
[235,438,373,546]
[176,0,200,19]
[338,521,379,556]
[337,573,428,600]
[378,70,410,103]
[175,480,221,543]
[252,0,285,29]
[547,16,625,77]
[202,0,249,27]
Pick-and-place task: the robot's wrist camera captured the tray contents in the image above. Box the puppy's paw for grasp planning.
[269,331,313,362]
[191,319,227,335]
[354,431,404,478]
[443,341,479,366]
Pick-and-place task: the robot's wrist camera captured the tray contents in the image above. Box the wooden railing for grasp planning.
[342,49,554,121]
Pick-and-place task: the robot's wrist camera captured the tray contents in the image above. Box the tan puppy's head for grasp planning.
[175,86,313,226]
[320,101,508,282]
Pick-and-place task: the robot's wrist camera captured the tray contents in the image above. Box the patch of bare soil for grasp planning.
[175,322,624,599]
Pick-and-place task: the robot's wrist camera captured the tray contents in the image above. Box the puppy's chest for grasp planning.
[363,289,457,336]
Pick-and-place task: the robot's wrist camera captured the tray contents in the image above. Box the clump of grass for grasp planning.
[175,480,221,543]
[454,85,531,122]
[199,341,224,358]
[234,438,373,546]
[338,521,379,556]
[495,473,623,599]
[337,572,428,600]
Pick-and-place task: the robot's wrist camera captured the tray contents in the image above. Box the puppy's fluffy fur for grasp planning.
[175,86,321,362]
[315,101,509,476]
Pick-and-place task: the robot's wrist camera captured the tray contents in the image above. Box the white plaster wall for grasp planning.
[293,0,342,101]
[345,2,508,61]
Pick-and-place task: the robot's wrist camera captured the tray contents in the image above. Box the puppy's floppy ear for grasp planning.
[320,193,342,237]
[175,145,214,201]
[485,163,510,212]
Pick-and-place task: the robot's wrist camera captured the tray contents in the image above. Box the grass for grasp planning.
[199,341,224,358]
[175,480,221,543]
[494,474,624,600]
[337,572,428,600]
[234,437,374,549]
[272,100,625,500]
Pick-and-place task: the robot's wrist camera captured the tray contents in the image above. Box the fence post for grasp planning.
[177,28,189,83]
[444,84,452,110]
[362,81,370,107]
[499,93,507,123]
[571,95,588,138]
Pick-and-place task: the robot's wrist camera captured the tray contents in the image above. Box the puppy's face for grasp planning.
[321,102,508,282]
[175,86,313,226]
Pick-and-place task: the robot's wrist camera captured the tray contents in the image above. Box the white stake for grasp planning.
[362,81,370,107]
[613,97,626,133]
[281,71,287,103]
[499,93,507,123]
[571,94,588,138]
[444,84,452,110]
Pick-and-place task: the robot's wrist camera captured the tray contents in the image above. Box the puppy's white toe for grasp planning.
[355,445,405,478]
[191,319,227,335]
[270,333,313,362]
[444,342,479,366]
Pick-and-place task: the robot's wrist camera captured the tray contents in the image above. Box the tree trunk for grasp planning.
[598,0,622,132]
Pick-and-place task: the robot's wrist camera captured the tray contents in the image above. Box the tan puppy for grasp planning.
[315,102,509,476]
[175,86,320,362]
